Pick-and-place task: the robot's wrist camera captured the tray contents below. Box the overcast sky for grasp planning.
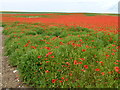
[0,0,119,13]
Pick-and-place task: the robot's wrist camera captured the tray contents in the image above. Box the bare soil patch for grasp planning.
[1,27,29,88]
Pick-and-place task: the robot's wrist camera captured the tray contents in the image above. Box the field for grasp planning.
[1,12,120,88]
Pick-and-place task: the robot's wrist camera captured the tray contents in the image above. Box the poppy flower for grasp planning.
[65,79,68,81]
[44,47,51,50]
[74,60,78,65]
[31,46,36,49]
[24,43,29,47]
[99,61,103,63]
[45,70,49,73]
[106,55,110,57]
[61,77,64,80]
[51,56,55,58]
[81,69,85,72]
[111,53,115,55]
[82,49,86,52]
[46,61,50,63]
[60,42,64,45]
[79,39,82,42]
[112,44,116,47]
[101,72,105,75]
[59,81,63,83]
[69,73,72,76]
[116,60,120,62]
[114,67,119,72]
[38,56,41,58]
[52,79,57,83]
[114,62,118,65]
[66,62,70,65]
[95,68,100,71]
[78,62,82,64]
[45,52,53,57]
[46,42,51,44]
[39,67,43,69]
[84,65,88,69]
[79,58,85,61]
[86,45,89,48]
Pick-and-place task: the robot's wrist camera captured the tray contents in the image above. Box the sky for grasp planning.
[0,0,119,13]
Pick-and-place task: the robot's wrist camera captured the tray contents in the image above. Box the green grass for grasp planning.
[14,15,51,18]
[0,11,59,14]
[2,22,119,88]
[56,13,71,15]
[83,13,119,16]
[0,22,2,27]
[1,11,119,16]
[83,13,99,16]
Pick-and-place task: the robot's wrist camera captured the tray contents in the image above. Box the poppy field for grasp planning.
[1,13,120,88]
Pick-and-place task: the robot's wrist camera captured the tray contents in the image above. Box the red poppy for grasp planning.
[44,47,51,50]
[59,81,63,83]
[45,52,53,57]
[69,73,72,76]
[51,56,55,58]
[61,77,64,80]
[78,35,80,37]
[95,68,100,71]
[38,56,41,58]
[106,55,109,57]
[79,58,85,61]
[96,61,99,63]
[78,62,82,64]
[114,67,119,72]
[46,42,51,44]
[86,45,89,48]
[116,60,120,62]
[52,79,57,83]
[82,49,86,52]
[114,62,118,65]
[101,72,105,75]
[45,70,49,73]
[54,46,59,48]
[111,53,115,55]
[52,37,57,40]
[99,61,103,63]
[66,62,70,65]
[74,60,78,65]
[84,65,88,69]
[112,44,116,47]
[79,39,82,42]
[74,60,77,64]
[46,61,50,63]
[94,55,96,57]
[24,43,29,47]
[39,67,43,69]
[65,79,68,81]
[31,46,36,49]
[81,69,85,72]
[59,42,64,45]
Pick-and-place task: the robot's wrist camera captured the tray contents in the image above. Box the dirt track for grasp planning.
[0,27,3,89]
[0,27,28,88]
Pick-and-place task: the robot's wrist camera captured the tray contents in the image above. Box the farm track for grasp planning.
[0,27,28,88]
[0,27,2,89]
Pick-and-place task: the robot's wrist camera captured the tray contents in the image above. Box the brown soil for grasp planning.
[1,27,29,89]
